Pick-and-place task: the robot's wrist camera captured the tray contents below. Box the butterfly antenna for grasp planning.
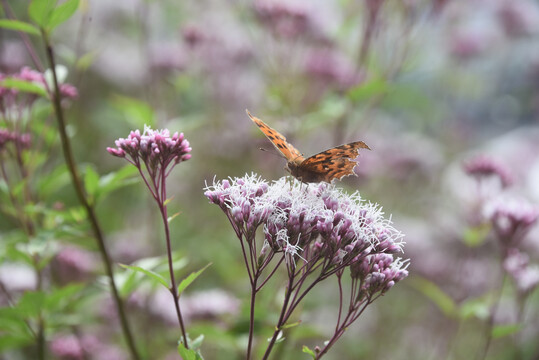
[259,147,282,158]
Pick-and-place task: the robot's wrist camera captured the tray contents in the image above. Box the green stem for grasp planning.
[41,30,141,360]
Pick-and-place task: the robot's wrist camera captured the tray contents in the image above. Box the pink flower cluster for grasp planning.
[0,67,78,101]
[107,126,191,174]
[0,128,31,152]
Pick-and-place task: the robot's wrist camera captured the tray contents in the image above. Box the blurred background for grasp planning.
[2,0,539,359]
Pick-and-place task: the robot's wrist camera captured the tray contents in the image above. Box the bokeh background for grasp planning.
[2,0,539,359]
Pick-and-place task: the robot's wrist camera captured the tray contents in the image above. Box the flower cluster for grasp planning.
[253,1,311,39]
[483,196,539,245]
[350,253,409,297]
[205,174,408,356]
[464,155,513,188]
[205,174,407,272]
[0,67,78,108]
[107,126,191,175]
[0,128,32,152]
[205,173,408,285]
[503,248,539,295]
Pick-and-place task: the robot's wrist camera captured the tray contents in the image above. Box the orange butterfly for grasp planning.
[247,110,370,183]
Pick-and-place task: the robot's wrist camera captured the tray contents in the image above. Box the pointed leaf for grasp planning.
[48,0,79,30]
[168,212,180,223]
[177,343,203,360]
[492,323,522,339]
[177,263,212,297]
[282,320,301,330]
[411,277,457,318]
[120,264,169,288]
[0,78,48,97]
[0,19,40,35]
[110,94,155,128]
[302,345,316,359]
[28,0,56,27]
[84,165,99,203]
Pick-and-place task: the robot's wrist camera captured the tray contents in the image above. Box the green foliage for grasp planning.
[120,263,169,288]
[110,94,155,129]
[492,323,522,339]
[117,254,187,297]
[0,19,40,35]
[0,78,48,97]
[178,342,204,360]
[177,263,212,297]
[412,277,457,318]
[302,345,316,359]
[28,0,79,32]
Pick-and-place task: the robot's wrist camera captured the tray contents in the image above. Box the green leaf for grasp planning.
[17,291,46,318]
[96,165,138,200]
[492,323,522,339]
[0,19,40,35]
[83,165,99,204]
[190,334,204,350]
[28,0,56,27]
[110,94,155,128]
[177,263,212,297]
[177,343,203,360]
[0,334,34,353]
[458,297,490,320]
[44,283,85,312]
[48,0,79,30]
[281,320,301,329]
[411,277,457,318]
[120,264,169,288]
[76,51,97,71]
[168,212,180,223]
[462,224,491,247]
[302,345,316,359]
[37,164,70,199]
[347,77,389,103]
[0,78,48,97]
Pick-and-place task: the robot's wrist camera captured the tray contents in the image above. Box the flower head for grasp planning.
[483,196,539,245]
[107,126,191,173]
[464,155,513,188]
[504,248,539,295]
[205,174,407,272]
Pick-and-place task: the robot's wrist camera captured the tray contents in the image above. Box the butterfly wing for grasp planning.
[298,141,371,182]
[247,110,304,162]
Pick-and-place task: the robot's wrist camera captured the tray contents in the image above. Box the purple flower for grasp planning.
[483,196,539,245]
[205,174,408,357]
[0,129,32,152]
[107,126,191,176]
[254,1,311,38]
[464,155,513,188]
[304,49,365,91]
[498,0,539,37]
[52,246,97,284]
[205,173,408,281]
[504,248,539,295]
[50,335,84,360]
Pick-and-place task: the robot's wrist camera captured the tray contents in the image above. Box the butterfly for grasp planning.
[247,110,370,183]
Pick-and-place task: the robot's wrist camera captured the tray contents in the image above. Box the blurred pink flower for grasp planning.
[464,155,513,188]
[254,0,311,38]
[147,287,240,325]
[498,0,539,37]
[304,49,365,91]
[484,196,539,245]
[449,27,494,60]
[50,335,84,360]
[504,248,539,295]
[52,246,97,284]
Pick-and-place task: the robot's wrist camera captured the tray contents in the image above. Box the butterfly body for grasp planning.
[247,110,370,183]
